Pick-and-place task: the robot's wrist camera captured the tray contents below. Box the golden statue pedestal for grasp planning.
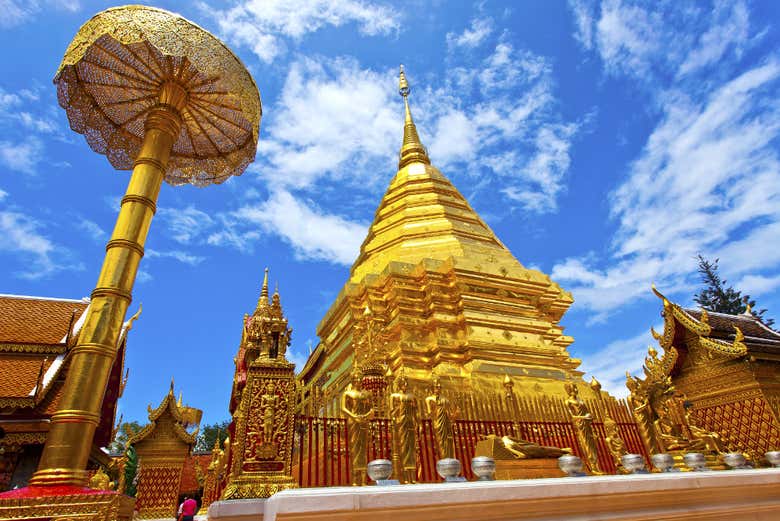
[0,486,135,521]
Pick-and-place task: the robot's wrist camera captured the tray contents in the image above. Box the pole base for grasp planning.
[0,485,135,520]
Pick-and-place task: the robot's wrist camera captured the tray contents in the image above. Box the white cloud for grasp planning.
[0,137,44,174]
[16,112,58,134]
[736,273,780,297]
[258,56,397,190]
[235,189,367,265]
[76,218,107,242]
[157,206,215,245]
[555,1,780,319]
[146,249,206,266]
[569,0,596,50]
[574,327,659,397]
[571,1,755,83]
[0,1,80,28]
[677,1,750,77]
[0,188,7,201]
[203,0,400,63]
[136,269,153,284]
[446,17,493,50]
[0,210,77,278]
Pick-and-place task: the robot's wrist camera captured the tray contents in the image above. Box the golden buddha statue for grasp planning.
[425,377,456,460]
[389,371,418,483]
[341,369,374,486]
[88,467,112,491]
[564,383,602,474]
[685,409,727,454]
[604,416,628,472]
[490,434,569,459]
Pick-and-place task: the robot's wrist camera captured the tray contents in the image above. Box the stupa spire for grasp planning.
[398,65,430,169]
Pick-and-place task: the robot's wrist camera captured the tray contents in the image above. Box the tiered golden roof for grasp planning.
[299,67,587,412]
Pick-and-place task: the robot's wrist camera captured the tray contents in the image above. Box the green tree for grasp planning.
[109,420,144,453]
[693,255,774,328]
[195,420,231,452]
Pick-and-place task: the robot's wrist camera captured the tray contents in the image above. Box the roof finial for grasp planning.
[398,64,430,169]
[256,267,270,310]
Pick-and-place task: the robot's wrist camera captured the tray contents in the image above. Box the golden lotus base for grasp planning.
[222,475,298,500]
[493,458,566,480]
[0,486,135,520]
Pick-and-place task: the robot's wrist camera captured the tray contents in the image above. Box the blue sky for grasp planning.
[2,0,780,427]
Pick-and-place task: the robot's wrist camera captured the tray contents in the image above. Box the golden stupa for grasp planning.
[298,66,591,414]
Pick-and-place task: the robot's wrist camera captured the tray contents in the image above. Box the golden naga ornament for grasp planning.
[28,4,261,490]
[626,336,729,466]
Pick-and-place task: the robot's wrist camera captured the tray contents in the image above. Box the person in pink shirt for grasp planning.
[177,495,198,521]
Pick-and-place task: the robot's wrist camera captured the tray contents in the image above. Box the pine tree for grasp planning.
[693,255,774,328]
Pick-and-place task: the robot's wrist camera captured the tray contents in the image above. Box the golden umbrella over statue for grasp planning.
[30,5,261,488]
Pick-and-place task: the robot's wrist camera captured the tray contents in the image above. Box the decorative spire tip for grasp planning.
[399,64,409,97]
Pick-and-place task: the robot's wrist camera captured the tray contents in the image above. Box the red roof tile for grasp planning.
[0,295,87,345]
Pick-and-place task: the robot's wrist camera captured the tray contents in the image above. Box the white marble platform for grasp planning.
[208,468,780,521]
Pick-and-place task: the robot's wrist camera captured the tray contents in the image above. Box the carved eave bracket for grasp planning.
[651,285,747,361]
[698,326,748,358]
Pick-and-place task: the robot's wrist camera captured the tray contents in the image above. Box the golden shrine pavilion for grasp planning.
[0,295,127,492]
[646,287,780,458]
[297,66,591,414]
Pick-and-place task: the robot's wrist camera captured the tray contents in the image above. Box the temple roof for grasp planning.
[651,286,780,359]
[0,295,88,408]
[0,294,88,347]
[129,384,198,447]
[0,294,125,449]
[685,308,780,355]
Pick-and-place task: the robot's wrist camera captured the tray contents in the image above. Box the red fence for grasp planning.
[293,410,649,486]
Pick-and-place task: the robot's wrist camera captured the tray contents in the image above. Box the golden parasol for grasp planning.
[31,5,261,487]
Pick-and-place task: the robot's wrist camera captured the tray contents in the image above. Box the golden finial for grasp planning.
[397,64,430,169]
[590,376,602,393]
[399,64,410,97]
[651,283,670,307]
[700,308,709,324]
[169,377,175,393]
[363,305,372,317]
[503,373,512,385]
[261,267,269,300]
[177,391,183,407]
[734,326,745,344]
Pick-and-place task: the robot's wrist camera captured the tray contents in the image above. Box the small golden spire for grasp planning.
[256,267,270,310]
[590,376,602,393]
[261,267,269,299]
[398,64,430,169]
